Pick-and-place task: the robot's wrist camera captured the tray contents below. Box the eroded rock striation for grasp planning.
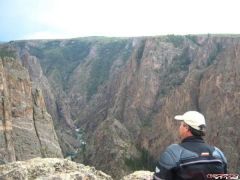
[0,56,62,163]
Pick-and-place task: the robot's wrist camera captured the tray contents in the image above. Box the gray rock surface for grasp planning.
[0,157,112,180]
[0,56,62,163]
[121,171,154,180]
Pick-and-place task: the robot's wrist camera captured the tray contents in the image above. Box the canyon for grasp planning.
[0,35,239,178]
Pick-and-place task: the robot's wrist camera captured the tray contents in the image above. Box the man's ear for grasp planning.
[186,124,190,131]
[199,124,206,131]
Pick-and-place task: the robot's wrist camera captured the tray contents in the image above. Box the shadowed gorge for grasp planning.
[0,35,239,178]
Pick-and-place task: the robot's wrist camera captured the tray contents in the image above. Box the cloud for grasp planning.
[21,31,73,40]
[1,0,240,41]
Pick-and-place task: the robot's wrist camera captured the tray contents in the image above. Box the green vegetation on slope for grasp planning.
[27,38,132,96]
[86,40,132,100]
[29,40,91,91]
[167,34,185,47]
[0,46,16,59]
[207,43,223,66]
[158,47,191,97]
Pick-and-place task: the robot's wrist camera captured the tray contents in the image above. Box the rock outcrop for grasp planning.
[0,55,62,163]
[121,171,154,180]
[0,157,155,180]
[0,158,112,180]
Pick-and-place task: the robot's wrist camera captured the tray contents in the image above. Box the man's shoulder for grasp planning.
[159,144,198,169]
[165,144,186,157]
[159,144,180,169]
[167,143,199,158]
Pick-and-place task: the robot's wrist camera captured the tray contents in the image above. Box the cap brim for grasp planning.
[174,115,184,120]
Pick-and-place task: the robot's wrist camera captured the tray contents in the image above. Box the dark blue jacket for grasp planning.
[153,136,227,180]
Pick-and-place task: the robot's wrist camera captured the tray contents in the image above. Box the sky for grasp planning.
[0,0,240,42]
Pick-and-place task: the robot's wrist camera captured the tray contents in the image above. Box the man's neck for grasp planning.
[181,133,193,140]
[181,136,204,143]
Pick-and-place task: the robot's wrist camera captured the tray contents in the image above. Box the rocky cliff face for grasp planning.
[143,36,240,173]
[16,46,79,157]
[0,49,62,163]
[6,35,240,178]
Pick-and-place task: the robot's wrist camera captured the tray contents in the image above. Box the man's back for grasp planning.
[153,136,227,180]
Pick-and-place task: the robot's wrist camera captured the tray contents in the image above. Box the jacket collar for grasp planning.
[181,136,204,143]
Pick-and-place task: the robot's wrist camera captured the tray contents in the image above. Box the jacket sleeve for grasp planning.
[212,147,228,173]
[153,145,179,180]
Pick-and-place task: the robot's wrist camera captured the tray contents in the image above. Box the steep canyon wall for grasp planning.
[0,48,62,163]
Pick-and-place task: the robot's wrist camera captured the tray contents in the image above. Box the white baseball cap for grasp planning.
[174,111,206,131]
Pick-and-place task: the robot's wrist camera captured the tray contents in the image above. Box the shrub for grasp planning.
[125,148,156,171]
[167,35,185,47]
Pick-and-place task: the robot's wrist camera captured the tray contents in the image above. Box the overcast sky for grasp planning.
[0,0,240,41]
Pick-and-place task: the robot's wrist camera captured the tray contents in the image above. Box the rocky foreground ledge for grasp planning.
[0,158,154,180]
